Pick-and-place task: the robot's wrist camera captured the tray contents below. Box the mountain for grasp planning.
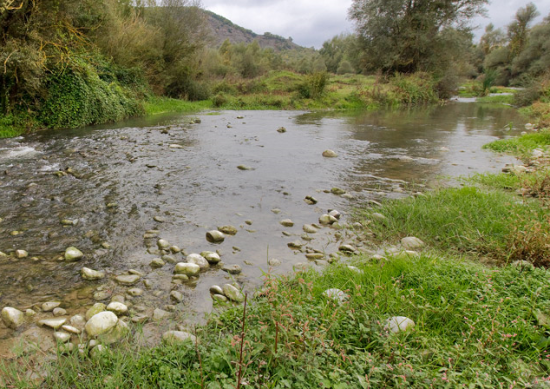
[204,10,304,51]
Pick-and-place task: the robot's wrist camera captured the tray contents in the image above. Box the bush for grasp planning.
[297,72,329,99]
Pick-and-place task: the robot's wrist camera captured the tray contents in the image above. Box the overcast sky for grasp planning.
[200,0,550,48]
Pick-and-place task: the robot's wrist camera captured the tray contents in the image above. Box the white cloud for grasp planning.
[201,0,550,48]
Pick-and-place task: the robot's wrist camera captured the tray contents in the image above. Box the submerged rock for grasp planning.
[209,285,224,295]
[81,267,105,280]
[218,225,238,235]
[42,302,61,312]
[222,264,242,275]
[331,187,346,195]
[115,274,141,286]
[304,195,318,205]
[1,307,25,329]
[64,247,83,261]
[319,214,338,225]
[303,224,319,234]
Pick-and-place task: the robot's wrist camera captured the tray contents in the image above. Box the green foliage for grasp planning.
[483,130,550,158]
[297,72,328,99]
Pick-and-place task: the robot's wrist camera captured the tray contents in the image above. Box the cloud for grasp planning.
[201,0,550,48]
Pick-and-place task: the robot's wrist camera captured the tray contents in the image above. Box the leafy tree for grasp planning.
[349,0,488,73]
[507,2,540,57]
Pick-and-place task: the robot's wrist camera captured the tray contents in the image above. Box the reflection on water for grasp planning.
[0,102,524,333]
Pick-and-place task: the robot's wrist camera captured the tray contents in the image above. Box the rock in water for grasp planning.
[81,268,105,280]
[385,316,415,333]
[322,150,338,158]
[64,247,83,261]
[280,219,294,227]
[206,230,225,243]
[162,331,196,345]
[114,274,141,286]
[174,263,201,276]
[1,307,25,329]
[401,237,425,250]
[201,251,221,264]
[222,284,245,303]
[218,225,238,235]
[187,253,209,270]
[85,312,118,337]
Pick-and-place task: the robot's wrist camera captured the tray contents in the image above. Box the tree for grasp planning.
[507,2,540,57]
[349,0,488,73]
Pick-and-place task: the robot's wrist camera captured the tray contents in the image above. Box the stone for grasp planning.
[288,240,304,250]
[331,187,346,195]
[70,315,86,330]
[222,264,242,275]
[111,295,125,303]
[174,262,201,276]
[170,246,181,253]
[1,307,25,329]
[319,214,338,225]
[201,251,221,264]
[187,253,209,270]
[401,237,425,250]
[150,258,165,268]
[303,224,319,233]
[323,289,349,304]
[385,316,415,333]
[209,285,224,295]
[218,225,238,235]
[280,219,294,227]
[306,253,325,260]
[42,302,61,312]
[115,274,141,286]
[107,302,128,316]
[61,325,81,335]
[153,308,170,321]
[237,165,252,171]
[25,309,36,317]
[222,284,245,303]
[81,267,105,280]
[328,210,341,219]
[85,311,119,337]
[127,288,143,297]
[86,303,106,321]
[170,291,184,303]
[162,255,177,264]
[206,230,225,243]
[64,247,84,261]
[93,290,111,301]
[277,127,287,133]
[99,320,129,344]
[53,331,71,343]
[339,245,357,254]
[322,150,338,158]
[157,239,170,250]
[304,196,318,205]
[172,274,189,283]
[371,213,387,222]
[53,308,67,317]
[15,250,28,259]
[212,294,228,303]
[39,318,67,330]
[268,258,282,266]
[162,331,196,345]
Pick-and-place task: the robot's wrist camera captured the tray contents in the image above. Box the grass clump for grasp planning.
[144,96,212,115]
[361,186,550,266]
[483,130,550,159]
[10,255,550,388]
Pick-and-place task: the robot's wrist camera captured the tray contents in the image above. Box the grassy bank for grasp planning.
[4,254,550,388]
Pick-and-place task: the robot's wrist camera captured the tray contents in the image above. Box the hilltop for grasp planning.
[204,10,304,51]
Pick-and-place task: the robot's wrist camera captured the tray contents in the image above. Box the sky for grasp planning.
[200,0,550,49]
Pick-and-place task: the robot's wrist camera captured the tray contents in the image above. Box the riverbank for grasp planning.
[3,118,550,387]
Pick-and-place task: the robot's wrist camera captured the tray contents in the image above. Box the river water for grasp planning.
[0,101,524,340]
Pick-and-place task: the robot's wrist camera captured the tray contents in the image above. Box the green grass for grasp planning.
[477,94,515,105]
[143,96,212,115]
[6,255,550,388]
[0,115,32,138]
[483,130,550,159]
[361,186,550,265]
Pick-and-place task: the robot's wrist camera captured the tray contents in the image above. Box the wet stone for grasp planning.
[170,291,184,303]
[187,253,209,270]
[81,267,105,280]
[42,302,61,312]
[304,195,318,205]
[153,309,170,321]
[93,290,111,301]
[209,285,224,295]
[107,302,128,316]
[85,311,119,337]
[206,230,225,243]
[288,240,304,250]
[331,188,346,195]
[1,307,25,329]
[157,239,170,250]
[280,219,294,227]
[61,325,81,335]
[222,284,245,303]
[53,331,71,343]
[127,288,144,297]
[115,275,141,286]
[150,258,165,268]
[64,247,83,262]
[268,258,282,266]
[322,150,338,158]
[174,262,200,276]
[303,224,319,233]
[201,251,221,264]
[218,225,238,235]
[15,250,28,259]
[212,294,228,303]
[222,264,242,275]
[86,303,106,321]
[53,308,67,317]
[39,318,67,330]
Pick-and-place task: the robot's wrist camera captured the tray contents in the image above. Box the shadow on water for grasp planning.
[0,101,524,339]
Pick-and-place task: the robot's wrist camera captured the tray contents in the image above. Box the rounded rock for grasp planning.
[64,247,84,262]
[280,219,294,227]
[209,285,224,295]
[85,311,119,337]
[107,302,128,316]
[81,268,105,280]
[42,302,61,312]
[157,239,170,250]
[114,274,141,286]
[174,263,201,276]
[206,230,225,243]
[322,150,338,158]
[1,307,25,329]
[222,264,242,275]
[385,316,415,333]
[401,237,425,250]
[218,225,238,235]
[187,254,209,270]
[201,251,221,264]
[222,284,245,303]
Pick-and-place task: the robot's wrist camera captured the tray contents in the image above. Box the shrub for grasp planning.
[297,72,329,99]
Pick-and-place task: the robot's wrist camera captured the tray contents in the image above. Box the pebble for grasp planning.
[15,250,28,259]
[209,285,224,295]
[107,302,128,316]
[218,225,238,235]
[114,275,141,286]
[212,294,228,303]
[39,318,67,330]
[201,251,221,264]
[187,253,210,270]
[322,150,338,158]
[157,239,170,250]
[127,288,144,297]
[401,237,425,250]
[280,219,294,227]
[81,267,105,280]
[153,308,170,321]
[268,258,281,266]
[64,247,83,261]
[85,311,118,337]
[53,308,67,317]
[174,262,201,276]
[304,196,318,205]
[206,230,225,243]
[288,240,304,249]
[319,214,337,225]
[53,331,71,343]
[222,284,245,303]
[303,224,319,233]
[61,325,81,334]
[150,258,165,268]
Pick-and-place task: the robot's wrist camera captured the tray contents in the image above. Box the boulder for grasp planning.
[206,230,225,243]
[222,284,245,303]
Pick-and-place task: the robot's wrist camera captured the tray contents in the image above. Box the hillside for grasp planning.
[204,10,304,51]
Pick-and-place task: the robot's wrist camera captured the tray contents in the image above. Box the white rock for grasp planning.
[61,325,81,334]
[86,303,106,321]
[64,247,83,261]
[280,219,294,227]
[174,262,200,276]
[322,150,338,158]
[209,285,224,295]
[187,253,209,270]
[201,251,221,264]
[319,214,338,225]
[39,318,67,330]
[222,284,245,303]
[385,316,415,333]
[114,274,141,286]
[401,237,425,250]
[42,302,61,312]
[70,315,86,330]
[206,230,225,243]
[157,239,170,250]
[1,307,25,329]
[99,320,129,344]
[15,250,28,259]
[162,331,196,345]
[81,267,105,280]
[303,224,319,233]
[106,302,128,316]
[53,331,71,343]
[53,308,67,317]
[329,210,341,219]
[85,312,118,337]
[323,289,349,304]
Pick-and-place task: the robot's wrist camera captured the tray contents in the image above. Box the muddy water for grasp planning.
[0,102,524,336]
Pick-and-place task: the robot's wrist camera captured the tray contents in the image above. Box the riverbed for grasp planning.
[0,101,525,344]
